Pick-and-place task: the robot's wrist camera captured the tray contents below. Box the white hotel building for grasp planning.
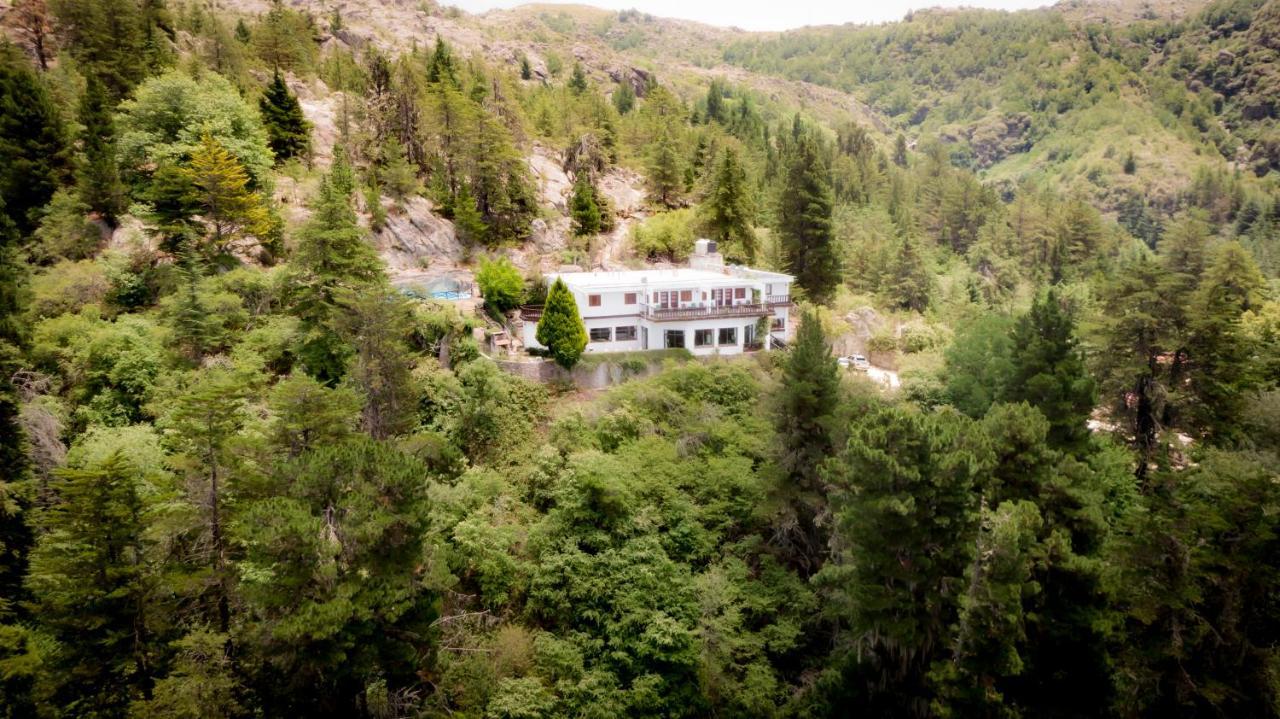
[521,240,795,356]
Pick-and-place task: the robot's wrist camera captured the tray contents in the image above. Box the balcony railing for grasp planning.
[643,302,772,321]
[766,295,792,306]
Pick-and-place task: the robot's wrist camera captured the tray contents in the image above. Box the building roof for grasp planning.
[550,267,792,291]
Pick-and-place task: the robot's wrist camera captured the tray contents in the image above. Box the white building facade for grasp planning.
[522,241,795,356]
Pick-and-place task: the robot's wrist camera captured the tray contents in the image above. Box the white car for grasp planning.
[838,354,871,371]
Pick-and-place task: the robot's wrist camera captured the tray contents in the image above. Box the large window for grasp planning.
[624,292,637,305]
[588,294,601,307]
[615,326,637,341]
[694,329,715,347]
[665,330,685,349]
[771,317,786,331]
[718,327,737,346]
[589,327,611,342]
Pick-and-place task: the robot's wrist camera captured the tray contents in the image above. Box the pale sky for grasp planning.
[447,0,1054,31]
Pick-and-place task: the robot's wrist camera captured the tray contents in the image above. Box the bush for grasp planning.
[477,256,525,316]
[630,209,696,261]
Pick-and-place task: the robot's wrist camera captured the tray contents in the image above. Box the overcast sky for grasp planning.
[447,0,1053,31]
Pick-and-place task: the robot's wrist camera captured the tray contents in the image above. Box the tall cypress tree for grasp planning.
[259,71,311,162]
[778,132,838,302]
[772,308,838,573]
[536,278,587,370]
[77,74,126,225]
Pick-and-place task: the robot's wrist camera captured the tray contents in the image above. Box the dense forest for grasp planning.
[0,0,1278,717]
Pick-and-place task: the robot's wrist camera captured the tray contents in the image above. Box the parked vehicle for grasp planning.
[838,354,871,371]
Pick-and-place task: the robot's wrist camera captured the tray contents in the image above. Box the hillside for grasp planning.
[1,0,1280,717]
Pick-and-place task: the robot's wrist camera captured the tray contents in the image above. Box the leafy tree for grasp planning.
[771,308,839,573]
[700,145,756,262]
[1002,290,1095,454]
[32,189,101,262]
[536,278,587,369]
[570,173,602,236]
[778,132,838,302]
[76,75,127,225]
[258,71,311,163]
[117,70,275,191]
[0,45,68,235]
[236,436,437,716]
[477,255,524,316]
[646,129,683,208]
[25,453,155,715]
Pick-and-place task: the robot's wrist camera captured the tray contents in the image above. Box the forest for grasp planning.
[0,0,1278,717]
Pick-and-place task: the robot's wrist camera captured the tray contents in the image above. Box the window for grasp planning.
[588,294,601,307]
[734,287,746,300]
[680,290,693,302]
[624,292,637,305]
[615,326,637,341]
[718,327,737,345]
[665,330,685,349]
[589,327,611,342]
[694,329,715,347]
[771,317,786,331]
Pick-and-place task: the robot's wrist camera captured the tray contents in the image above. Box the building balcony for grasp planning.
[766,295,792,306]
[642,302,773,321]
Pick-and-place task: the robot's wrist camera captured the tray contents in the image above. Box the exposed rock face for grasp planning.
[373,197,464,270]
[528,144,574,211]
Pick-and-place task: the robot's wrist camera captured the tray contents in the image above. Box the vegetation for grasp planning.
[0,0,1279,717]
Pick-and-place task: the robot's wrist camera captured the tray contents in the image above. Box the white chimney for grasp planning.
[689,238,723,270]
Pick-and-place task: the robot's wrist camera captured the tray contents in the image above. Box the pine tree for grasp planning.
[568,61,588,94]
[331,289,418,440]
[891,234,931,312]
[778,132,839,303]
[171,251,214,362]
[646,129,683,208]
[236,436,437,715]
[519,54,532,80]
[0,202,31,624]
[0,45,69,235]
[162,368,249,634]
[612,81,635,115]
[183,133,272,258]
[1185,242,1266,444]
[76,74,127,225]
[25,453,155,714]
[820,405,992,716]
[701,146,756,262]
[233,17,250,43]
[50,0,147,98]
[378,136,420,202]
[570,173,602,236]
[893,133,909,167]
[536,278,588,369]
[1002,290,1095,454]
[452,183,486,247]
[705,78,725,123]
[426,36,458,86]
[772,308,839,573]
[259,71,311,162]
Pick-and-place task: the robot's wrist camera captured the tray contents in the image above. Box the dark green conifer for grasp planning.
[259,71,311,162]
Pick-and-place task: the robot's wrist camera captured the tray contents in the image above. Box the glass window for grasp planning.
[771,317,785,331]
[665,330,685,349]
[588,294,601,307]
[680,290,693,302]
[695,329,715,347]
[734,287,746,300]
[624,292,637,305]
[615,326,637,341]
[718,327,737,345]
[589,327,611,342]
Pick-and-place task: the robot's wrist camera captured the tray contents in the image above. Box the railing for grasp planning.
[642,302,772,321]
[766,295,792,306]
[519,304,543,321]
